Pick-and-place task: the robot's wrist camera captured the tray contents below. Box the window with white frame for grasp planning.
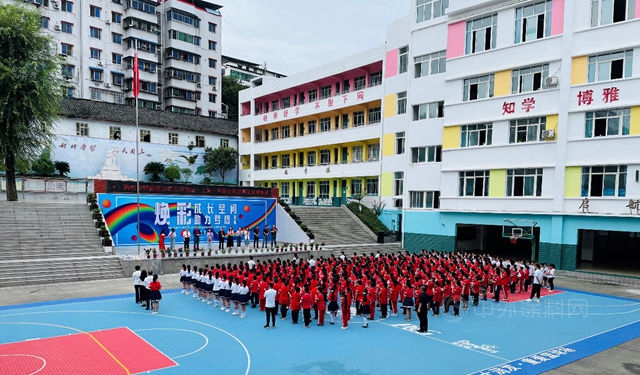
[319,180,330,199]
[411,146,442,163]
[591,0,636,26]
[414,50,446,78]
[352,146,364,162]
[271,128,279,141]
[459,170,490,196]
[351,179,363,196]
[412,101,444,120]
[367,144,380,161]
[587,50,633,82]
[280,125,290,139]
[507,168,543,196]
[90,69,103,82]
[463,74,494,101]
[369,107,381,124]
[394,172,404,196]
[366,178,379,195]
[320,118,331,132]
[220,138,229,147]
[585,108,630,137]
[320,149,331,165]
[410,191,441,208]
[397,91,407,114]
[282,97,290,108]
[90,5,101,18]
[399,46,409,74]
[320,85,332,99]
[514,1,552,44]
[306,181,316,198]
[109,126,121,140]
[396,132,405,154]
[369,71,382,86]
[581,165,627,196]
[281,182,290,198]
[354,75,366,90]
[281,153,290,167]
[298,123,305,136]
[307,151,316,166]
[76,122,89,137]
[90,48,101,60]
[353,111,365,127]
[416,0,449,23]
[512,64,549,93]
[196,135,205,147]
[140,129,151,143]
[308,89,318,101]
[271,100,279,111]
[308,120,317,134]
[465,14,497,54]
[90,27,102,39]
[509,117,546,143]
[271,155,278,168]
[461,124,492,147]
[168,132,178,145]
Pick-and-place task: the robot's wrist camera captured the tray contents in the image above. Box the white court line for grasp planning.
[134,327,209,359]
[0,354,46,375]
[0,310,251,375]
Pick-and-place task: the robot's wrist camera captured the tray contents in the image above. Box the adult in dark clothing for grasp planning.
[262,225,269,248]
[417,286,429,333]
[253,226,260,248]
[218,227,225,250]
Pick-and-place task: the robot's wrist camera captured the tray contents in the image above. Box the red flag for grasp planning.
[132,51,140,98]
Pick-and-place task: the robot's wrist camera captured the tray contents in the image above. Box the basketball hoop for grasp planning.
[509,234,519,245]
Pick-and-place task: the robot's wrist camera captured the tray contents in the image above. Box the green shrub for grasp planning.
[346,202,391,235]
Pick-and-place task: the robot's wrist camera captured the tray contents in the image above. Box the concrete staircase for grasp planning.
[0,201,125,287]
[289,205,380,245]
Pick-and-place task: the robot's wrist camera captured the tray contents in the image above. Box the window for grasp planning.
[209,22,217,33]
[112,73,123,86]
[65,86,75,98]
[354,75,366,90]
[591,0,636,26]
[208,41,217,50]
[367,144,380,161]
[397,91,407,114]
[76,122,89,137]
[195,135,205,147]
[61,0,72,12]
[112,12,122,23]
[307,151,316,166]
[319,181,330,199]
[581,165,627,196]
[413,101,444,120]
[465,14,497,54]
[140,129,151,143]
[351,179,363,196]
[396,132,405,154]
[308,89,318,101]
[411,146,442,163]
[463,74,494,101]
[209,59,217,69]
[61,64,74,79]
[320,85,332,99]
[61,21,73,34]
[40,17,49,29]
[461,124,492,147]
[281,154,290,167]
[399,46,409,74]
[414,50,446,78]
[320,149,331,165]
[459,170,490,196]
[90,27,102,39]
[263,156,269,169]
[320,118,331,132]
[90,87,102,100]
[168,132,178,145]
[112,33,122,44]
[61,43,73,56]
[308,120,317,134]
[353,111,365,127]
[394,172,404,196]
[515,1,552,43]
[369,107,381,124]
[512,64,549,93]
[298,123,305,136]
[507,168,543,196]
[271,155,278,169]
[282,125,291,138]
[220,139,229,148]
[352,146,364,162]
[342,79,350,94]
[369,71,382,86]
[342,114,349,129]
[281,182,290,198]
[585,108,630,137]
[112,53,122,64]
[208,93,217,103]
[90,48,101,60]
[509,117,546,143]
[282,97,290,108]
[90,68,103,82]
[417,0,449,22]
[90,5,101,18]
[109,126,121,140]
[587,50,633,82]
[366,178,379,195]
[271,128,279,141]
[306,181,316,198]
[410,191,441,208]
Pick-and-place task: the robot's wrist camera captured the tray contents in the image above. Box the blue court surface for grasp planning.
[1,288,639,375]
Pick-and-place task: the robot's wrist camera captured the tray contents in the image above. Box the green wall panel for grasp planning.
[404,232,456,253]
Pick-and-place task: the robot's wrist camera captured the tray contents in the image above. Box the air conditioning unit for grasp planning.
[53,1,60,9]
[196,83,202,88]
[545,75,558,87]
[104,82,111,88]
[106,20,111,25]
[98,61,104,67]
[212,86,217,91]
[542,129,555,139]
[54,24,61,31]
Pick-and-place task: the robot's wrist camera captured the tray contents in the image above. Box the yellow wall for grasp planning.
[241,128,251,143]
[381,172,393,196]
[382,133,395,156]
[494,70,511,97]
[241,155,251,170]
[489,169,506,197]
[546,114,558,140]
[442,126,460,149]
[571,56,588,85]
[383,94,396,118]
[630,106,640,135]
[564,166,582,197]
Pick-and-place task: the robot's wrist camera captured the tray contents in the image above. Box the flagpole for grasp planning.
[134,48,141,258]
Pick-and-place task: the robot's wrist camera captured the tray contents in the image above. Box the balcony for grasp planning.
[250,160,380,182]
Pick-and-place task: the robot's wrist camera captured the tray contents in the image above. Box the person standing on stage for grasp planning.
[270,224,278,247]
[206,228,214,250]
[193,225,201,251]
[181,228,191,251]
[262,225,269,248]
[169,228,177,251]
[253,226,260,248]
[218,227,225,250]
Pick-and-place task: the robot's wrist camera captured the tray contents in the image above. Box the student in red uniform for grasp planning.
[390,280,401,317]
[316,291,326,326]
[367,282,377,320]
[432,281,443,317]
[290,286,301,324]
[340,291,351,330]
[402,281,415,321]
[378,282,389,319]
[301,286,314,328]
[327,286,340,325]
[278,280,290,320]
[471,276,481,306]
[451,280,462,317]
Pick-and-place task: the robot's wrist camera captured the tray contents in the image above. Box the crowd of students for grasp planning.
[166,250,557,330]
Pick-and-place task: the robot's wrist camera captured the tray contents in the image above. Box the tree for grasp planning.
[0,4,62,200]
[31,148,55,176]
[164,165,181,182]
[221,75,245,119]
[143,161,165,182]
[203,146,238,184]
[54,160,70,176]
[181,168,193,183]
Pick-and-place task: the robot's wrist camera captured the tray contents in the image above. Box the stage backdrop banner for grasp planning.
[98,193,277,248]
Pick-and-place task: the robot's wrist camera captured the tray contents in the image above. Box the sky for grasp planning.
[214,0,410,76]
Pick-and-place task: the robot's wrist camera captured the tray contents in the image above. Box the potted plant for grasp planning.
[178,247,184,257]
[207,250,212,256]
[160,250,166,258]
[102,236,112,247]
[321,242,325,250]
[92,208,102,220]
[185,249,190,257]
[201,249,205,257]
[145,248,151,259]
[152,248,158,258]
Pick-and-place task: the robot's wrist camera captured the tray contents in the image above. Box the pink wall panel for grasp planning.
[446,21,466,59]
[551,0,565,35]
[385,49,398,78]
[636,0,640,18]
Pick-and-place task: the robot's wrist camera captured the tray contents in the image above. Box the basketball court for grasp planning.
[1,284,639,375]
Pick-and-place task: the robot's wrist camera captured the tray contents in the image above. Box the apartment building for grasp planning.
[222,55,286,87]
